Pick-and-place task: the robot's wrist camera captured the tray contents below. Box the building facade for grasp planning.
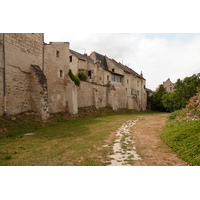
[0,33,147,119]
[163,78,175,92]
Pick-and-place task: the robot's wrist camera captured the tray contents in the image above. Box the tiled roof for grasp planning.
[111,58,145,80]
[70,49,94,64]
[93,52,109,70]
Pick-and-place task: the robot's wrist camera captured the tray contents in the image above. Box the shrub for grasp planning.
[163,73,200,112]
[77,71,88,81]
[68,69,80,86]
[175,89,200,123]
[168,110,182,120]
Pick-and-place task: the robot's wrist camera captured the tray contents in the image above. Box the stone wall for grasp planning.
[44,42,71,113]
[0,34,4,115]
[4,33,43,72]
[0,33,44,116]
[65,75,78,114]
[0,33,148,119]
[77,81,107,108]
[31,65,49,120]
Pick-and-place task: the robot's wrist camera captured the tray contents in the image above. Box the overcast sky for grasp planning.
[2,1,200,91]
[44,33,200,91]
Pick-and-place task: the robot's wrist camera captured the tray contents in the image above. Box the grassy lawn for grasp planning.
[0,110,155,166]
[162,120,200,166]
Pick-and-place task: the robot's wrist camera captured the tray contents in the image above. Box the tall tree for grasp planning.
[162,73,200,112]
[151,84,167,111]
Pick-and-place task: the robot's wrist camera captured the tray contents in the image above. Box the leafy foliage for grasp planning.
[163,73,200,112]
[68,69,80,86]
[175,89,200,123]
[151,73,200,112]
[76,70,88,81]
[151,84,167,111]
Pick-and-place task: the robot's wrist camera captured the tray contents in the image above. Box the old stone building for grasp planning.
[163,78,175,92]
[0,33,147,119]
[90,52,147,110]
[44,42,77,114]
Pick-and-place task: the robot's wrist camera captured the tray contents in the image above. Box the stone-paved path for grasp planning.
[106,113,189,166]
[107,118,142,166]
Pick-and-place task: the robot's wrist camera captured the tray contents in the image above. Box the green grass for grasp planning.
[1,110,156,166]
[162,120,200,166]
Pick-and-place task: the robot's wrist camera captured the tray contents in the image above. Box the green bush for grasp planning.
[168,110,182,121]
[68,69,80,86]
[77,71,88,81]
[163,73,200,112]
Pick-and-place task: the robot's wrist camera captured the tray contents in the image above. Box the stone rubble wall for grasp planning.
[31,65,49,120]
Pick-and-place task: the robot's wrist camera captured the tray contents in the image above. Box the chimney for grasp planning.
[140,71,143,78]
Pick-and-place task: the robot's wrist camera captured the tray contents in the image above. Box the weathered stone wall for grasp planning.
[31,65,49,120]
[69,52,79,75]
[44,42,71,113]
[0,34,4,115]
[77,81,107,108]
[4,33,43,72]
[113,84,126,109]
[0,33,147,118]
[65,75,78,114]
[0,33,44,116]
[5,65,33,115]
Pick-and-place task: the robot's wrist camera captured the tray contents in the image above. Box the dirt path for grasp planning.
[107,113,188,166]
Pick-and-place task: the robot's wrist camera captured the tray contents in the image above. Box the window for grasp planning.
[112,75,121,83]
[88,71,92,79]
[107,75,109,81]
[69,55,72,62]
[127,79,129,84]
[56,50,60,58]
[112,68,115,72]
[59,70,63,78]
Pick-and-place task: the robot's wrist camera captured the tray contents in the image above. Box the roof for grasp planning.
[92,52,109,70]
[70,49,94,64]
[110,58,145,80]
[146,88,154,93]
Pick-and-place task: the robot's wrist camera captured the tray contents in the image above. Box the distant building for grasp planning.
[163,78,175,92]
